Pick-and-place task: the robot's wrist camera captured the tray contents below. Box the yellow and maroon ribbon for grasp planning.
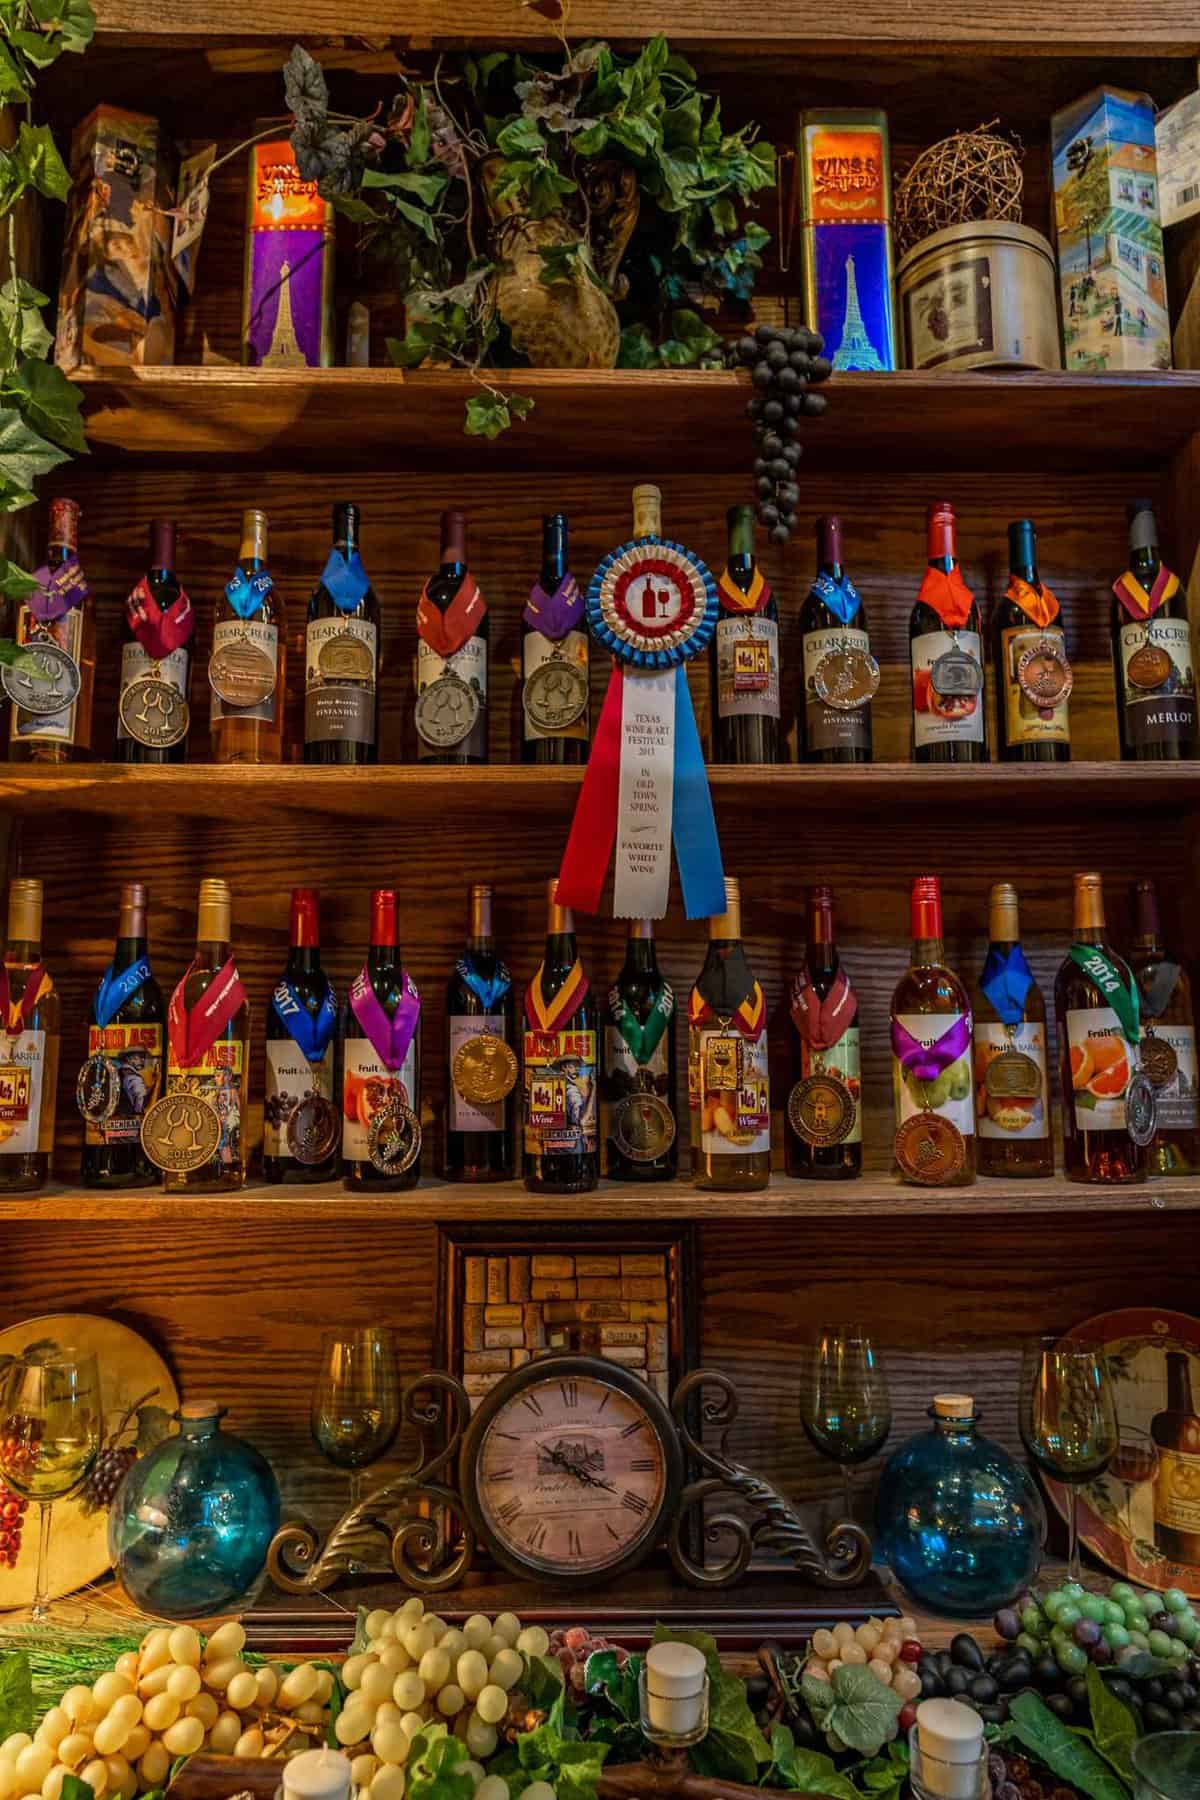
[717,566,772,616]
[917,565,975,629]
[525,961,589,1033]
[0,962,51,1035]
[1005,575,1060,630]
[416,572,486,660]
[688,981,767,1043]
[1113,565,1181,623]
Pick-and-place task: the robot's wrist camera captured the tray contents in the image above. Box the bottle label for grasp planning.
[417,637,487,760]
[209,619,279,724]
[691,1026,770,1156]
[1065,1005,1137,1132]
[972,1021,1049,1139]
[167,1038,245,1170]
[10,606,82,745]
[800,1029,862,1144]
[716,616,780,720]
[803,626,872,751]
[342,1037,417,1162]
[0,1029,46,1154]
[1119,617,1197,749]
[911,629,985,747]
[117,644,189,742]
[1001,624,1071,745]
[893,1011,975,1136]
[1146,1024,1200,1132]
[305,616,377,747]
[904,250,993,370]
[264,1038,336,1156]
[1155,1446,1200,1536]
[85,1022,162,1146]
[449,1014,507,1133]
[522,1027,597,1157]
[523,629,589,742]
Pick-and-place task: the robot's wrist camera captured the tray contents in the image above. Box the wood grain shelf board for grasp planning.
[3,1173,1195,1222]
[71,367,1200,474]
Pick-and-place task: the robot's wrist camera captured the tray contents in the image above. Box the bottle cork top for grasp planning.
[933,1393,974,1418]
[709,876,742,940]
[7,878,42,943]
[196,878,232,943]
[632,484,662,537]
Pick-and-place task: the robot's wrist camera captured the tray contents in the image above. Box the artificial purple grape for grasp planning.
[995,1608,1022,1642]
[1074,1619,1103,1649]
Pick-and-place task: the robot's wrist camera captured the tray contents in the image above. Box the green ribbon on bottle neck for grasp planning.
[608,981,674,1066]
[1068,944,1141,1044]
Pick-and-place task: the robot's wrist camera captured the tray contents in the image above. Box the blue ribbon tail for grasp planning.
[672,664,726,920]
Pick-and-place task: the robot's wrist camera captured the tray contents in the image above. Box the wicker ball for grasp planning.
[894,123,1024,255]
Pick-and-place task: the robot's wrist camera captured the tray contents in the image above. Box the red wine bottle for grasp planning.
[305,501,380,766]
[1112,501,1197,762]
[522,513,589,766]
[342,888,422,1190]
[909,502,986,764]
[785,885,861,1180]
[264,887,339,1184]
[523,880,598,1194]
[415,509,488,766]
[603,918,677,1182]
[712,504,780,764]
[118,519,192,765]
[79,882,164,1189]
[799,515,874,764]
[993,518,1070,764]
[445,883,517,1182]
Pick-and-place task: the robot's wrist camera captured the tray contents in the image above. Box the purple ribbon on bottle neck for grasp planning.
[891,1013,972,1082]
[523,574,584,641]
[28,557,89,623]
[349,966,421,1071]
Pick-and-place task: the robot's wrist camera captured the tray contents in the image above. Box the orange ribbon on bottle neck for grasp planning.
[1005,575,1060,630]
[917,564,975,629]
[717,566,771,615]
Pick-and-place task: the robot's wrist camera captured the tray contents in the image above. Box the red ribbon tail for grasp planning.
[556,663,623,915]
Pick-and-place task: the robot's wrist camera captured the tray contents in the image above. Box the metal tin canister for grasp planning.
[896,221,1062,372]
[796,108,897,371]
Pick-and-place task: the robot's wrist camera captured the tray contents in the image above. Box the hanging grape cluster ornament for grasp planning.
[734,324,832,544]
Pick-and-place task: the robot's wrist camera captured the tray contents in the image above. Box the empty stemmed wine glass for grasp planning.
[311,1327,401,1508]
[1110,1424,1160,1540]
[801,1324,892,1520]
[0,1348,101,1621]
[1020,1335,1118,1585]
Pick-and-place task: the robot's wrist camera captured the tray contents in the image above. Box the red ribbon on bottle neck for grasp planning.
[126,577,195,661]
[790,966,855,1050]
[416,572,486,660]
[0,962,51,1035]
[917,565,975,629]
[168,958,247,1069]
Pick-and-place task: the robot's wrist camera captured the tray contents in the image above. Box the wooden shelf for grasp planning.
[5,1171,1196,1222]
[72,367,1200,474]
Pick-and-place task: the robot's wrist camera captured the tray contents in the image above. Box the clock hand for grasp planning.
[545,1446,616,1492]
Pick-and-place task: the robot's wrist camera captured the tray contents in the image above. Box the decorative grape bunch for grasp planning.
[733,325,832,546]
[804,1613,924,1749]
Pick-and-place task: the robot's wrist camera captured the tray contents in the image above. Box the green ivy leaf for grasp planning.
[583,1649,641,1723]
[0,476,38,514]
[14,122,69,201]
[389,196,439,242]
[767,1725,860,1800]
[407,1728,484,1800]
[60,1777,94,1800]
[799,1666,902,1758]
[0,405,70,487]
[463,390,533,437]
[1085,1665,1137,1785]
[0,1654,32,1739]
[362,168,447,205]
[0,43,28,99]
[572,120,608,156]
[28,0,95,52]
[0,558,40,601]
[495,114,546,158]
[332,193,383,225]
[4,358,87,452]
[406,87,431,164]
[526,162,576,218]
[1007,1692,1129,1800]
[9,29,60,68]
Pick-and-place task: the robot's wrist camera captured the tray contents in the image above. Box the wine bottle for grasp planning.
[1112,500,1197,761]
[264,887,339,1184]
[163,878,250,1193]
[891,875,976,1187]
[304,501,380,765]
[415,509,488,766]
[343,888,422,1190]
[79,882,164,1189]
[118,519,193,764]
[973,882,1053,1178]
[993,519,1071,763]
[210,508,286,765]
[712,503,781,764]
[604,918,677,1182]
[522,513,589,765]
[1129,876,1199,1175]
[523,879,598,1194]
[909,502,986,764]
[9,499,95,764]
[0,879,59,1194]
[799,516,875,764]
[1151,1350,1200,1563]
[689,876,770,1192]
[785,884,861,1180]
[1055,871,1148,1185]
[445,882,517,1182]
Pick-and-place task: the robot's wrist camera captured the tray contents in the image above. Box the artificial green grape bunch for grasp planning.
[734,324,832,545]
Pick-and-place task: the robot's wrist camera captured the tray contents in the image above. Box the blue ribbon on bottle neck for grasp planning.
[94,958,151,1029]
[980,944,1034,1026]
[456,957,512,1012]
[272,979,337,1062]
[810,572,862,626]
[321,549,371,614]
[224,565,274,620]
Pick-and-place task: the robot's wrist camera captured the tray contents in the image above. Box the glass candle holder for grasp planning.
[639,1646,709,1749]
[909,1720,990,1800]
[1132,1732,1200,1800]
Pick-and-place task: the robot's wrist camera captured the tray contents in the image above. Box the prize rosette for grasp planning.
[557,532,725,920]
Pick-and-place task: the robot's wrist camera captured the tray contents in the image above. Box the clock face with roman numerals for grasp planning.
[460,1354,682,1582]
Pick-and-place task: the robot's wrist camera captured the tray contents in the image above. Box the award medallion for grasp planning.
[813,645,881,711]
[1125,1071,1158,1147]
[415,670,478,749]
[208,637,276,708]
[894,1111,966,1185]
[1127,636,1173,691]
[611,1090,676,1163]
[319,631,375,682]
[453,1034,518,1106]
[703,1031,742,1092]
[1016,639,1073,711]
[286,1094,340,1165]
[76,1053,120,1125]
[119,676,189,749]
[2,640,81,716]
[930,644,984,702]
[523,654,589,733]
[787,1073,856,1147]
[983,1048,1042,1100]
[367,1101,422,1175]
[1140,1031,1178,1089]
[140,1091,222,1173]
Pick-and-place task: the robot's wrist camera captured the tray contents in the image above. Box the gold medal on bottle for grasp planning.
[523,649,589,732]
[788,1069,856,1147]
[208,637,276,708]
[140,1090,222,1173]
[318,631,375,682]
[119,675,189,749]
[453,1033,518,1105]
[612,1071,676,1164]
[367,1100,422,1174]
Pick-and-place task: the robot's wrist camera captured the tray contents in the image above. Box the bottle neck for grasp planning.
[911,935,945,966]
[1073,882,1107,945]
[1133,883,1164,952]
[195,936,231,967]
[333,509,359,556]
[544,930,578,971]
[112,934,148,971]
[927,507,957,572]
[368,941,401,974]
[621,937,659,977]
[5,938,41,965]
[1167,1352,1194,1411]
[238,520,268,565]
[440,511,467,573]
[540,517,568,586]
[286,944,321,976]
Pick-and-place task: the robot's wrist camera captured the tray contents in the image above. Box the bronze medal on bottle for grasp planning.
[524,653,589,732]
[453,1033,518,1105]
[983,1047,1042,1099]
[76,1053,121,1125]
[415,669,479,748]
[894,1110,966,1184]
[929,643,984,701]
[140,1091,222,1172]
[1016,638,1073,710]
[611,1089,676,1163]
[1139,1029,1178,1089]
[703,1031,742,1093]
[367,1100,422,1174]
[1126,630,1173,692]
[318,631,375,682]
[2,639,81,716]
[787,1072,856,1146]
[1125,1070,1159,1146]
[208,636,277,708]
[813,644,881,712]
[119,675,190,749]
[286,1093,340,1165]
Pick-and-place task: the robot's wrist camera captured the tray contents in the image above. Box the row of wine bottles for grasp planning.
[0,865,1190,1194]
[10,490,1194,768]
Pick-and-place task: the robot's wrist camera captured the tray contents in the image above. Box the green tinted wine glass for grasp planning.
[1020,1336,1118,1585]
[0,1348,101,1621]
[801,1324,892,1521]
[311,1326,400,1508]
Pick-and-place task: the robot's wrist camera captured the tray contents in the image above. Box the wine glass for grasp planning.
[310,1327,401,1507]
[800,1324,892,1520]
[0,1348,101,1621]
[1110,1424,1160,1540]
[1020,1336,1118,1585]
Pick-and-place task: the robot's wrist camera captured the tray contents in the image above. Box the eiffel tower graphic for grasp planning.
[832,254,885,372]
[261,260,306,368]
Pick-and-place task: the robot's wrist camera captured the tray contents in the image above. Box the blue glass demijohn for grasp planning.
[109,1401,281,1619]
[875,1392,1045,1616]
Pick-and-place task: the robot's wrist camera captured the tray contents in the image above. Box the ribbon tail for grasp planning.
[557,664,623,915]
[671,664,726,920]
